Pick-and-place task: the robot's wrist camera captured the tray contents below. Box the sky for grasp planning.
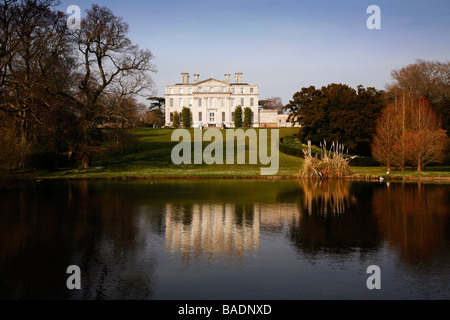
[57,0,450,105]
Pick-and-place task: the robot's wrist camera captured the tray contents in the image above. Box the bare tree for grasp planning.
[73,4,156,168]
[0,0,22,88]
[259,96,284,112]
[372,95,447,171]
[105,93,144,154]
[391,59,450,134]
[0,0,69,144]
[371,103,398,171]
[405,97,447,171]
[393,89,410,171]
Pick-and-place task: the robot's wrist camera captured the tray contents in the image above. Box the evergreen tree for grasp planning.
[181,107,191,128]
[234,106,243,128]
[244,107,252,127]
[173,111,180,128]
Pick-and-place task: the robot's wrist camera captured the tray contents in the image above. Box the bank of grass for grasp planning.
[36,127,303,179]
[349,166,450,180]
[10,127,450,181]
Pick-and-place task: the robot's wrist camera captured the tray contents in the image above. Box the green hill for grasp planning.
[39,127,303,179]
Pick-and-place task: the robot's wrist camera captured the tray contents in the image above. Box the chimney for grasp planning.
[181,72,189,84]
[194,74,199,83]
[225,74,230,83]
[235,72,242,83]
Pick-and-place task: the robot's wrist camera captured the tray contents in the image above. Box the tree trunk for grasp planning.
[20,109,28,145]
[80,131,91,169]
[81,151,90,169]
[120,120,125,155]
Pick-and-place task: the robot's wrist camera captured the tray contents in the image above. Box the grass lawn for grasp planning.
[349,166,450,179]
[37,127,304,179]
[23,127,449,181]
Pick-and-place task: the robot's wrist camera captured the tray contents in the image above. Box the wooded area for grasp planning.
[284,60,449,166]
[0,0,156,170]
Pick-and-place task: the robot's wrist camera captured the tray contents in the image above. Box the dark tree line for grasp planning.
[0,1,156,170]
[284,83,385,156]
[284,59,448,162]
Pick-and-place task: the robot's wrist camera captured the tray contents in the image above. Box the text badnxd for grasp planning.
[223,304,271,315]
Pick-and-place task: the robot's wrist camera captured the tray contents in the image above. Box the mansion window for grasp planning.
[170,98,173,107]
[180,88,183,94]
[170,88,174,94]
[179,98,183,107]
[222,112,225,122]
[241,88,244,94]
[189,88,193,94]
[250,88,254,93]
[250,98,254,106]
[209,112,215,122]
[199,98,202,107]
[199,112,202,121]
[189,98,193,108]
[241,98,244,106]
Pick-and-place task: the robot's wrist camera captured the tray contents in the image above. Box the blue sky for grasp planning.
[58,0,450,105]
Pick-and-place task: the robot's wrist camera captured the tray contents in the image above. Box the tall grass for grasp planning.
[299,141,355,179]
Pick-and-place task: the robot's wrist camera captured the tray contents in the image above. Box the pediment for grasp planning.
[194,78,230,86]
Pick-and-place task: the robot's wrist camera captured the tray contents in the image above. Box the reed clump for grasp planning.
[299,141,355,179]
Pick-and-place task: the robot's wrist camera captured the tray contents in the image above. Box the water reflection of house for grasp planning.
[165,203,260,261]
[164,194,358,262]
[258,203,300,232]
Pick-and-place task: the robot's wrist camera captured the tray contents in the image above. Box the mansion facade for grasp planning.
[165,72,260,128]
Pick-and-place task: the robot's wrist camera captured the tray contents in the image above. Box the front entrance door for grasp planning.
[209,111,215,124]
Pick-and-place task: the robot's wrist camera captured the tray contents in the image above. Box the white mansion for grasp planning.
[165,72,288,128]
[165,72,258,128]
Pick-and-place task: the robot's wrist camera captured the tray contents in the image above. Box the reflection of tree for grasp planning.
[169,204,194,225]
[287,180,381,255]
[372,183,450,262]
[74,183,159,300]
[0,181,161,299]
[234,203,255,227]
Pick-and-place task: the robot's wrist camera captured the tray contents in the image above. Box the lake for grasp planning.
[0,179,449,300]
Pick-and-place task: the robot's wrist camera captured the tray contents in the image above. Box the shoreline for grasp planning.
[3,174,450,182]
[1,174,449,192]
